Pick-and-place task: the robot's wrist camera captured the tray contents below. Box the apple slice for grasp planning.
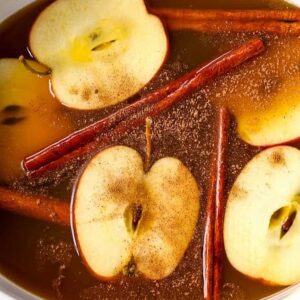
[234,37,300,147]
[0,58,73,182]
[208,38,300,147]
[237,73,300,146]
[72,146,200,280]
[29,0,168,110]
[224,146,300,286]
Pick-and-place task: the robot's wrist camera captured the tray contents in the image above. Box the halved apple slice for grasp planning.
[237,74,300,146]
[72,146,200,280]
[30,0,168,110]
[224,146,300,286]
[0,58,72,182]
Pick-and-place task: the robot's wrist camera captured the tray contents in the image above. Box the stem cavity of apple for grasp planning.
[269,194,300,239]
[18,55,51,76]
[123,258,137,277]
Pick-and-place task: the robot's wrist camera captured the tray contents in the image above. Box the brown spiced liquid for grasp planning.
[0,0,299,299]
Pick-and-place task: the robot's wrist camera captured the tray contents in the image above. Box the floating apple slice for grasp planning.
[72,146,199,280]
[237,74,300,146]
[0,58,72,182]
[208,38,300,147]
[30,0,168,110]
[224,146,300,286]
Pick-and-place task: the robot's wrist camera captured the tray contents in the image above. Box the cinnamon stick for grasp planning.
[213,108,230,300]
[152,8,300,35]
[23,38,265,178]
[0,186,70,226]
[23,64,203,172]
[165,19,300,35]
[144,117,153,172]
[203,108,230,300]
[203,169,215,300]
[152,8,300,21]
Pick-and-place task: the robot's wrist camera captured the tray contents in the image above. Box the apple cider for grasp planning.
[0,0,299,299]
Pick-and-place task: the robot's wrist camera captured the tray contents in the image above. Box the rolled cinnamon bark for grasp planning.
[152,8,300,22]
[165,19,300,35]
[0,186,70,226]
[203,108,230,300]
[213,108,230,300]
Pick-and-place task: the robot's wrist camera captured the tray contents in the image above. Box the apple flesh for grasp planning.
[224,146,300,286]
[72,146,200,280]
[234,38,300,147]
[30,0,168,110]
[237,73,300,146]
[0,59,73,182]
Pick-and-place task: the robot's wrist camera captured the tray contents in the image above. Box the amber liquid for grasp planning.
[0,0,299,299]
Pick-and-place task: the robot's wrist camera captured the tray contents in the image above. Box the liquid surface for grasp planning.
[0,0,299,299]
[0,58,73,182]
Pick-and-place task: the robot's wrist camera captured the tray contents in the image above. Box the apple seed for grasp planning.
[92,40,116,51]
[280,210,297,239]
[2,105,23,113]
[1,116,26,126]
